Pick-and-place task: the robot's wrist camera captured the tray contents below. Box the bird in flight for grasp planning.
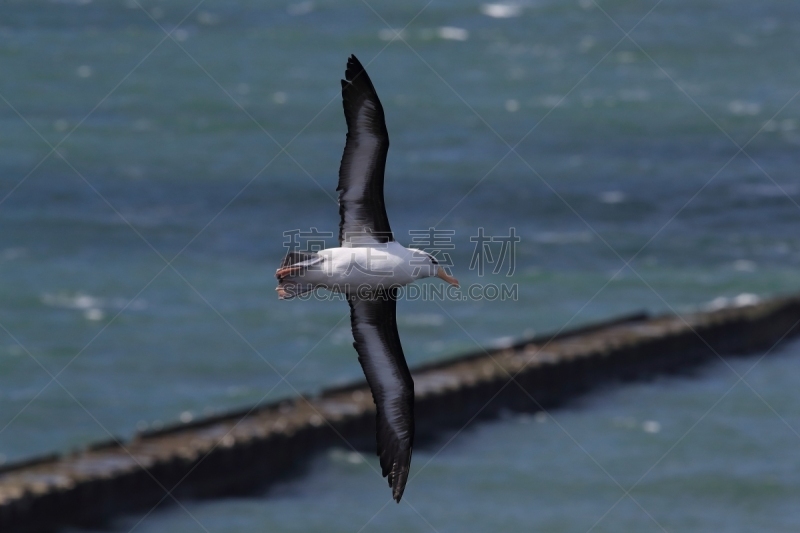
[276,55,459,502]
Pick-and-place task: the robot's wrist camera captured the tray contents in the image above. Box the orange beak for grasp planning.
[436,269,459,287]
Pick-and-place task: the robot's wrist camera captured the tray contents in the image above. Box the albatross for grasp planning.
[275,55,459,502]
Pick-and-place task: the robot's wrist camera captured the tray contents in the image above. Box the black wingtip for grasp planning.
[388,460,410,502]
[392,479,406,503]
[345,54,365,82]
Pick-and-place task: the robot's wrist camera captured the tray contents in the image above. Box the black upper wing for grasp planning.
[337,55,394,246]
[348,288,414,502]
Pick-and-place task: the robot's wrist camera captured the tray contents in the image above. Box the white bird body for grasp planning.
[309,243,433,291]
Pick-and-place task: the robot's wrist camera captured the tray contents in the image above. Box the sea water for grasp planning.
[1,0,800,531]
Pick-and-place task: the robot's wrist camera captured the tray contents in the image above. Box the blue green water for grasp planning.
[2,0,800,530]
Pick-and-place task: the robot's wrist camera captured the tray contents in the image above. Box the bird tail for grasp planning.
[276,251,323,299]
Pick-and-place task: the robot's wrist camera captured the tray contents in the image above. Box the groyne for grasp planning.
[2,295,800,532]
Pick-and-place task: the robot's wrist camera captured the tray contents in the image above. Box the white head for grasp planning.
[412,250,459,287]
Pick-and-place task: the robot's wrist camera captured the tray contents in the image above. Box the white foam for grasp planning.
[705,297,730,311]
[599,191,626,204]
[328,448,365,465]
[173,28,189,42]
[197,11,220,25]
[437,27,469,41]
[538,95,566,108]
[489,336,516,349]
[728,100,761,116]
[642,420,661,433]
[480,3,523,18]
[42,293,102,310]
[579,35,596,52]
[286,1,313,15]
[1,248,26,261]
[733,293,760,307]
[616,51,637,64]
[733,259,757,272]
[378,28,406,41]
[41,292,146,318]
[84,308,105,321]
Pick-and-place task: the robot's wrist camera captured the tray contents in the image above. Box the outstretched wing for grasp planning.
[338,55,393,247]
[348,288,414,502]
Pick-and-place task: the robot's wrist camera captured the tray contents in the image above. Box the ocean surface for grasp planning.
[1,0,800,531]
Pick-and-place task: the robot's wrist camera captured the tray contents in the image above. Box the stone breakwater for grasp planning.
[2,296,799,532]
